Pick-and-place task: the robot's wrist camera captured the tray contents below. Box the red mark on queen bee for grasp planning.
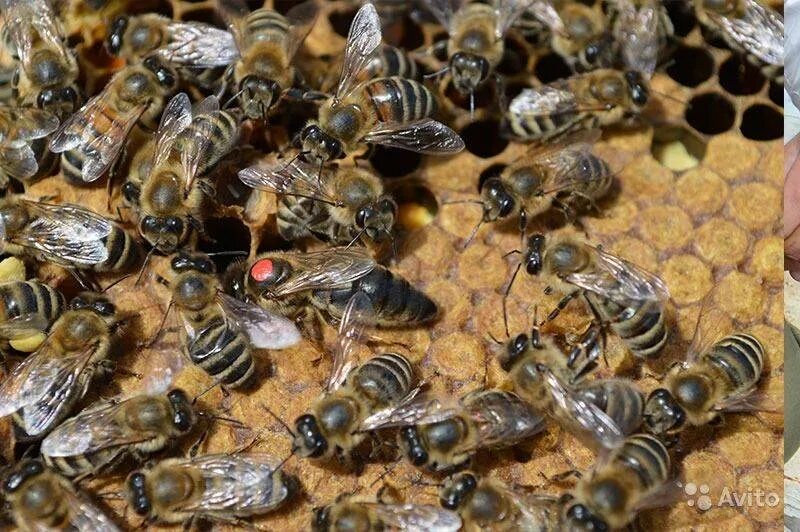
[250,259,274,282]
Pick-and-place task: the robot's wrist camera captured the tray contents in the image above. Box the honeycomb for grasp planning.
[0,0,784,530]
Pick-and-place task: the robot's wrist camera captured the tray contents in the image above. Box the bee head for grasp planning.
[142,55,177,88]
[501,332,530,371]
[311,505,332,532]
[398,425,430,467]
[239,75,281,119]
[69,293,116,317]
[0,201,31,234]
[523,234,547,276]
[126,471,152,516]
[106,16,129,56]
[247,257,292,294]
[139,215,188,252]
[170,252,216,275]
[450,51,490,94]
[564,502,610,531]
[356,197,397,242]
[293,414,328,458]
[624,70,649,108]
[479,177,515,222]
[167,389,196,433]
[300,124,343,164]
[37,86,79,117]
[643,388,686,438]
[544,237,589,277]
[3,460,44,494]
[439,471,478,510]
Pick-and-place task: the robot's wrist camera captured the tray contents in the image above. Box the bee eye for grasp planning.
[165,217,184,233]
[36,89,55,108]
[354,207,371,228]
[156,67,175,87]
[93,301,115,316]
[379,198,397,216]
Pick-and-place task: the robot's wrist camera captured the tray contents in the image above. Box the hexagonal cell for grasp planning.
[665,0,696,36]
[718,54,766,96]
[700,25,730,49]
[329,7,357,38]
[534,52,572,83]
[769,80,783,107]
[740,104,782,141]
[685,92,736,135]
[666,45,714,88]
[273,0,305,15]
[199,216,252,271]
[478,163,507,191]
[370,146,422,178]
[461,120,509,158]
[391,183,439,230]
[496,37,530,76]
[445,80,496,112]
[651,125,707,171]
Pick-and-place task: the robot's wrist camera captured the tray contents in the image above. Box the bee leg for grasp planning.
[546,290,581,323]
[188,428,210,458]
[542,468,582,484]
[68,268,100,292]
[566,322,603,372]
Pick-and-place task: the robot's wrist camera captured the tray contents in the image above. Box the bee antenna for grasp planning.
[486,330,506,345]
[502,261,522,338]
[442,199,484,206]
[260,402,297,439]
[653,89,686,105]
[345,226,368,250]
[142,298,173,348]
[101,273,133,292]
[192,381,219,404]
[204,250,248,258]
[368,461,400,490]
[223,87,247,109]
[423,65,449,80]
[201,412,247,428]
[135,239,162,286]
[462,219,483,250]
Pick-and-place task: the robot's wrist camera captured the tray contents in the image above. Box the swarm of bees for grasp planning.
[0,0,782,529]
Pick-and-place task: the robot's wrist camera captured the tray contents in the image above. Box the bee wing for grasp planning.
[711,0,783,66]
[0,340,95,435]
[285,0,320,60]
[519,129,602,191]
[2,0,71,73]
[161,21,239,67]
[358,383,426,431]
[508,86,578,119]
[9,201,113,265]
[48,89,147,182]
[522,0,565,34]
[360,396,463,430]
[238,159,340,205]
[423,0,464,33]
[217,292,302,349]
[64,489,122,532]
[180,109,218,193]
[335,2,383,101]
[218,0,252,54]
[683,294,731,363]
[508,490,564,529]
[463,390,546,450]
[539,366,625,452]
[0,145,38,179]
[153,92,193,170]
[566,245,669,305]
[494,0,537,38]
[0,312,51,339]
[367,502,463,531]
[328,291,374,392]
[0,107,60,144]
[267,247,376,297]
[613,0,659,77]
[166,454,292,513]
[362,119,465,155]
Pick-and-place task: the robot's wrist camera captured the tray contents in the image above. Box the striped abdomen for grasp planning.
[702,333,764,394]
[505,103,590,141]
[586,294,667,359]
[577,379,644,436]
[0,280,65,333]
[44,448,125,477]
[277,196,357,245]
[186,315,254,388]
[349,353,414,407]
[362,46,419,81]
[611,433,670,490]
[362,77,437,125]
[246,8,290,44]
[313,267,438,326]
[95,225,142,272]
[174,111,239,176]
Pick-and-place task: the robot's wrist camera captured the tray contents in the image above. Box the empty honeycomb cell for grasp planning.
[750,236,782,285]
[651,125,707,172]
[504,80,532,101]
[694,218,749,266]
[392,184,439,230]
[533,52,572,83]
[660,255,712,306]
[729,183,781,231]
[369,145,422,177]
[496,37,530,76]
[328,7,356,38]
[618,156,673,198]
[428,331,487,381]
[717,428,773,467]
[665,0,697,36]
[685,92,736,135]
[740,104,783,141]
[458,242,509,291]
[769,79,783,107]
[714,271,766,322]
[608,236,657,272]
[675,168,728,215]
[638,205,694,251]
[460,119,509,158]
[718,54,766,96]
[445,79,497,112]
[666,45,715,88]
[700,24,731,50]
[704,134,761,181]
[736,470,783,523]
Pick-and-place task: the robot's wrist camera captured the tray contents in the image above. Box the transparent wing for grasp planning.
[180,110,218,193]
[566,245,669,305]
[358,384,426,431]
[684,294,731,364]
[463,390,545,450]
[523,0,565,34]
[520,129,602,192]
[153,92,193,170]
[328,291,374,392]
[238,159,341,206]
[713,0,783,66]
[168,454,291,513]
[368,503,463,531]
[2,0,71,74]
[613,0,659,76]
[539,365,625,451]
[161,21,239,67]
[362,119,465,154]
[508,86,578,118]
[507,489,564,529]
[335,2,383,101]
[218,0,252,55]
[10,201,113,265]
[0,341,95,435]
[66,490,122,532]
[495,0,536,38]
[265,247,376,297]
[0,106,60,145]
[285,0,320,60]
[359,395,464,430]
[0,313,51,339]
[217,292,302,349]
[0,145,38,179]
[423,0,463,32]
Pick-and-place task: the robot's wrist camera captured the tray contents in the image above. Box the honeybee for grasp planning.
[693,0,783,81]
[0,292,122,438]
[504,68,649,141]
[643,305,766,444]
[2,460,121,532]
[313,493,462,532]
[0,256,65,354]
[48,54,179,184]
[0,105,59,187]
[606,0,673,69]
[0,195,142,273]
[321,43,422,94]
[2,0,81,120]
[122,93,240,252]
[105,14,236,91]
[439,472,565,530]
[239,158,397,247]
[225,246,438,335]
[40,361,196,477]
[510,233,670,364]
[563,433,670,530]
[292,291,421,464]
[547,3,612,72]
[160,251,301,388]
[467,130,611,235]
[126,453,298,525]
[360,388,545,472]
[299,3,463,167]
